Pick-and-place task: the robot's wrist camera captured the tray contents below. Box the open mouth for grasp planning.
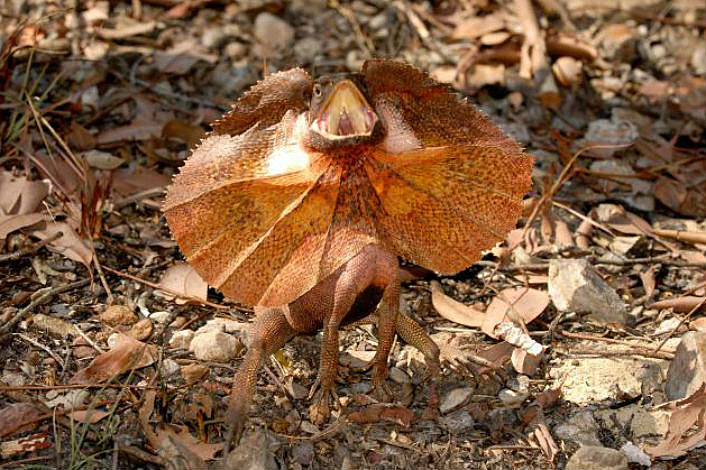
[311,80,378,139]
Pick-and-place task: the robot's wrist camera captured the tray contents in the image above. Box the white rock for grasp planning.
[160,359,181,378]
[196,317,248,335]
[389,367,410,384]
[550,356,667,405]
[189,330,241,362]
[253,12,294,53]
[620,442,651,467]
[566,445,628,470]
[548,259,629,325]
[554,410,602,446]
[665,331,706,400]
[149,311,172,324]
[169,329,195,349]
[440,409,474,433]
[440,387,473,414]
[498,388,528,407]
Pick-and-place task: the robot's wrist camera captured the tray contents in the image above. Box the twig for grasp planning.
[522,143,633,241]
[14,333,65,368]
[0,279,90,336]
[0,231,62,263]
[655,296,706,353]
[116,444,165,467]
[92,245,114,304]
[330,0,374,58]
[554,345,673,360]
[100,264,230,310]
[113,187,166,209]
[558,330,675,355]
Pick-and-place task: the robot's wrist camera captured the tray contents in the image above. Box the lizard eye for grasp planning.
[313,84,322,97]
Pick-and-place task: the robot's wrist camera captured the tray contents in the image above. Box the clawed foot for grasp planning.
[370,361,393,402]
[223,396,248,453]
[308,378,339,425]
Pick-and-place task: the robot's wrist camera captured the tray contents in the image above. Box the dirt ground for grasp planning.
[1,1,705,469]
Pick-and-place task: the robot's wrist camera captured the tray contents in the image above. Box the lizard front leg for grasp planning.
[224,306,295,451]
[307,258,376,425]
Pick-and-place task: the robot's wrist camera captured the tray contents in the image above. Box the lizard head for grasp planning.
[307,76,380,148]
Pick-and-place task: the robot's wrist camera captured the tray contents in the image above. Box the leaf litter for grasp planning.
[0,1,705,469]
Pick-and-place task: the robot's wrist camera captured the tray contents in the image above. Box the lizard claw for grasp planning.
[370,361,393,402]
[308,383,339,425]
[223,395,248,453]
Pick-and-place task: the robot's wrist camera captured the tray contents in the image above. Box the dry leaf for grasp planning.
[511,348,542,375]
[430,281,485,327]
[32,222,94,268]
[0,212,45,241]
[0,403,45,439]
[646,385,706,458]
[348,404,415,427]
[650,296,706,313]
[0,170,50,215]
[482,287,549,338]
[153,424,223,461]
[162,119,206,150]
[82,149,125,170]
[70,333,156,384]
[0,434,51,459]
[157,262,208,304]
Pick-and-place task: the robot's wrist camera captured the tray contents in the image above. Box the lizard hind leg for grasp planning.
[224,306,296,452]
[395,312,441,381]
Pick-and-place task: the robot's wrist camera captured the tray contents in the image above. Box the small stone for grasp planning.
[130,318,153,341]
[149,311,171,324]
[621,442,651,467]
[498,388,528,407]
[100,305,137,327]
[368,11,388,30]
[389,367,410,384]
[440,409,475,433]
[160,359,181,379]
[222,429,278,470]
[224,41,247,60]
[581,119,638,157]
[548,259,629,325]
[507,375,530,392]
[181,364,209,385]
[565,445,628,470]
[189,330,241,362]
[342,350,376,369]
[291,441,315,465]
[197,317,248,335]
[294,37,322,64]
[597,24,637,62]
[169,329,195,349]
[253,12,294,54]
[665,331,706,400]
[554,410,602,446]
[72,337,95,360]
[201,27,229,49]
[440,387,473,414]
[210,60,257,94]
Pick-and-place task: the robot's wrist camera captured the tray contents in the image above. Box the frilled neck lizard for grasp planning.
[163,59,533,450]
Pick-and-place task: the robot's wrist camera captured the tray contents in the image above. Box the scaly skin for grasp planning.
[163,59,533,452]
[223,245,439,451]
